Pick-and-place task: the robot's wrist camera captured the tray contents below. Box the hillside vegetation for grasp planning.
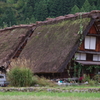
[0,0,100,28]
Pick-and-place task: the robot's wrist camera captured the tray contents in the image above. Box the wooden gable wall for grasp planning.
[89,25,97,34]
[79,23,100,51]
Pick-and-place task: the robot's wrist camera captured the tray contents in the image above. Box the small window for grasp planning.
[75,53,80,60]
[86,54,93,61]
[85,36,96,50]
[0,76,4,78]
[75,53,86,60]
[93,55,100,61]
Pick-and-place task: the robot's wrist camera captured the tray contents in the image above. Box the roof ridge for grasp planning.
[0,10,100,32]
[0,24,36,32]
[36,10,100,26]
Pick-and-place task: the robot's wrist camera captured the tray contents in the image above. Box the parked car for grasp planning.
[0,74,9,87]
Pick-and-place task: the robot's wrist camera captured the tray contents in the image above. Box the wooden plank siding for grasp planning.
[79,24,100,51]
[79,40,85,51]
[79,36,100,52]
[96,37,100,51]
[77,23,100,62]
[89,25,97,34]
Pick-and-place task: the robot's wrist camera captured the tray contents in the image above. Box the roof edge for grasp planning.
[0,10,100,32]
[57,18,95,72]
[0,24,36,32]
[35,10,100,26]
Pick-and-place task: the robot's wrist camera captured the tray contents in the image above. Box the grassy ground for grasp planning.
[0,86,100,100]
[0,92,100,100]
[54,85,100,89]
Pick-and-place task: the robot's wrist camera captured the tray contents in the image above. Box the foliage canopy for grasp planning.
[0,0,99,28]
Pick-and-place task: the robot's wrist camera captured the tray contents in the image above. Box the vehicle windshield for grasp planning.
[0,76,4,78]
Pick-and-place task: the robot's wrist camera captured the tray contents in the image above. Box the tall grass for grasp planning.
[7,58,56,87]
[7,67,33,87]
[10,58,31,69]
[7,58,33,87]
[32,76,56,87]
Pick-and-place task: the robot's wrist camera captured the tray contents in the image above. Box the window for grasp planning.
[86,54,93,61]
[75,53,86,60]
[0,76,4,78]
[93,55,100,61]
[85,36,96,50]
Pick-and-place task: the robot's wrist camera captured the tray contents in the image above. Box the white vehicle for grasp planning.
[0,74,8,87]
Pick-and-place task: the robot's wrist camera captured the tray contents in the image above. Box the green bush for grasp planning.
[83,74,90,82]
[93,74,100,83]
[31,76,56,87]
[7,67,33,87]
[88,80,97,86]
[8,58,56,87]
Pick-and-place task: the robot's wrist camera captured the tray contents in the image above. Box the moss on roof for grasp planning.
[0,27,30,65]
[20,18,91,73]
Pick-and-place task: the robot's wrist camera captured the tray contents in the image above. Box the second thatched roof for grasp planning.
[19,11,97,73]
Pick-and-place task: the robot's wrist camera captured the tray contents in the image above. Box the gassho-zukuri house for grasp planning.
[0,10,100,78]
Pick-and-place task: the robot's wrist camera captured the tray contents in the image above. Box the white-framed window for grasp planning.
[85,36,96,50]
[93,55,100,61]
[75,53,86,60]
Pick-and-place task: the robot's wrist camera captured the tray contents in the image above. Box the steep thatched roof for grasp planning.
[0,10,100,73]
[20,10,100,73]
[0,25,34,66]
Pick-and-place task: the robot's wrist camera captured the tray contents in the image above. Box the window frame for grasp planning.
[84,36,96,50]
[93,54,100,61]
[75,53,86,60]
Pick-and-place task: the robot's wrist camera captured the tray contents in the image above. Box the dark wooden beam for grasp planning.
[94,21,100,24]
[97,31,100,34]
[77,50,100,54]
[94,22,100,32]
[76,61,100,65]
[87,33,100,36]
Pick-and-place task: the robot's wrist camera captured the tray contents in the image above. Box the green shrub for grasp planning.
[83,74,90,82]
[8,58,56,87]
[88,80,97,86]
[93,74,100,83]
[7,67,33,87]
[31,76,56,87]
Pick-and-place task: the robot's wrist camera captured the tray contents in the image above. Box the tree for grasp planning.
[0,0,99,27]
[96,0,100,9]
[6,0,15,3]
[0,0,6,2]
[82,0,91,12]
[47,0,58,17]
[91,5,97,10]
[70,5,80,14]
[30,15,36,23]
[63,0,76,14]
[26,0,35,9]
[75,0,85,8]
[2,7,16,27]
[80,7,85,12]
[48,0,75,17]
[34,0,48,21]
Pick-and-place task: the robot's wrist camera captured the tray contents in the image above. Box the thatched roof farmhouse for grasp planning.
[0,10,100,78]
